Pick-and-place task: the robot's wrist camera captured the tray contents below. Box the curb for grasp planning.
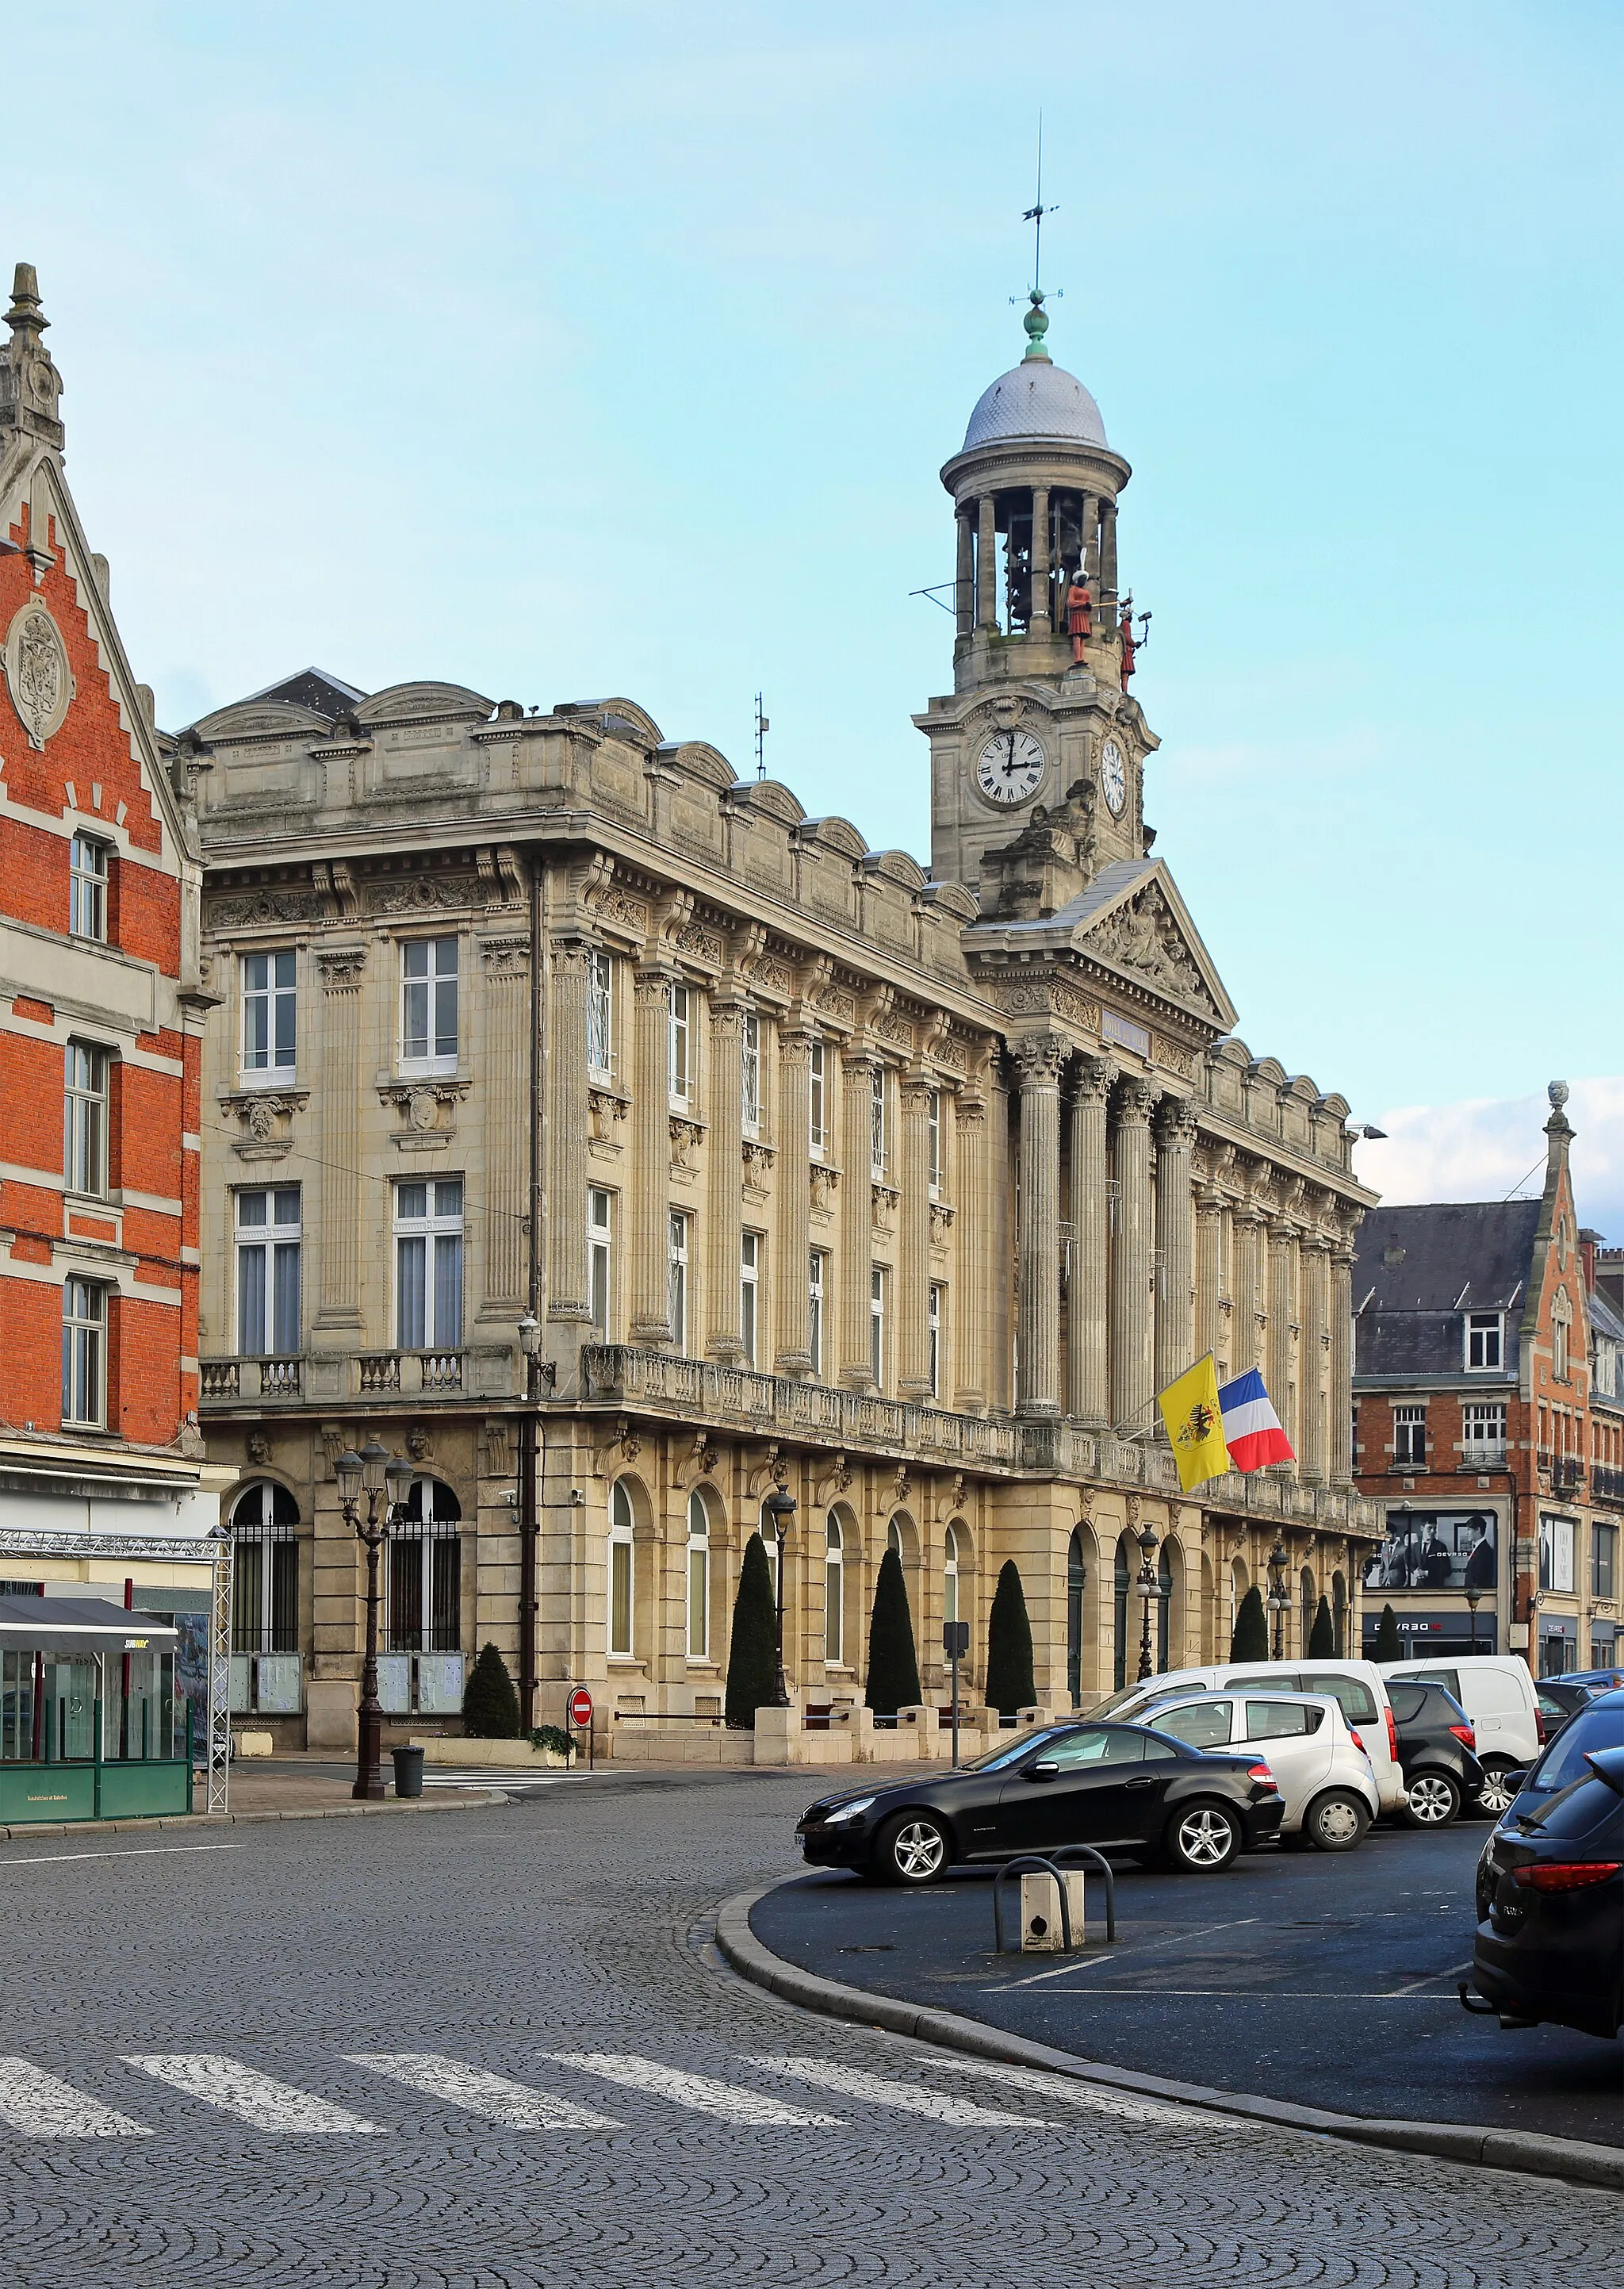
[0,1790,511,1842]
[714,1881,1624,2195]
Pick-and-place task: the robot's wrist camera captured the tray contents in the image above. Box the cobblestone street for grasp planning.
[0,1772,1615,2286]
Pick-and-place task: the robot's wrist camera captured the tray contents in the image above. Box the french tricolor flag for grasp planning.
[1217,1367,1296,1474]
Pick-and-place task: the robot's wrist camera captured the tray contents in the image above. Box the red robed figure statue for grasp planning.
[1064,576,1092,662]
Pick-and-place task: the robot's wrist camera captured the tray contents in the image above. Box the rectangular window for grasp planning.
[740,1231,760,1367]
[668,1211,689,1352]
[243,950,297,1079]
[928,1283,944,1398]
[60,1278,105,1426]
[609,1536,634,1658]
[808,1040,826,1160]
[870,1065,887,1179]
[68,834,107,941]
[63,1042,109,1198]
[1461,1401,1507,1461]
[870,1265,886,1390]
[1595,1523,1618,1601]
[927,1089,942,1194]
[668,982,691,1106]
[395,1179,464,1351]
[236,1187,301,1355]
[741,1010,761,1135]
[586,949,613,1080]
[1465,1311,1503,1371]
[807,1250,825,1377]
[1539,1513,1576,1594]
[400,937,458,1070]
[588,1187,614,1341]
[1393,1404,1427,1467]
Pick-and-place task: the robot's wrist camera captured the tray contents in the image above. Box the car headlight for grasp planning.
[823,1796,875,1824]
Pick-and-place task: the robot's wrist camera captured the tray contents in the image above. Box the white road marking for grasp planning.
[1390,1962,1473,1996]
[542,2052,844,2126]
[933,2055,1215,2129]
[1031,1988,1465,2003]
[748,2056,1050,2126]
[0,2058,150,2137]
[122,2054,381,2131]
[996,1916,1262,1989]
[348,2053,619,2128]
[0,1844,247,1870]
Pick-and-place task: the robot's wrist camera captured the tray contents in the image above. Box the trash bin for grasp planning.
[391,1744,425,1799]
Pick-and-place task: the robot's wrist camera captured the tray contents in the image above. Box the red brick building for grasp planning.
[0,263,232,1791]
[1352,1083,1623,1677]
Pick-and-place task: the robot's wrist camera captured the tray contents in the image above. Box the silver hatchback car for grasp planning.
[1139,1689,1382,1851]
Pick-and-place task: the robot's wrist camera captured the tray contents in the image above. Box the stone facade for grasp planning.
[186,302,1378,1750]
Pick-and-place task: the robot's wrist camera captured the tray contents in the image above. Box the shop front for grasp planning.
[0,1597,193,1823]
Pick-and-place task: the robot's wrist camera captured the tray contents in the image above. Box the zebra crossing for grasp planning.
[0,2046,1166,2140]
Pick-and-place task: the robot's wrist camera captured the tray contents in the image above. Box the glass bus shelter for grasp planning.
[0,1595,190,1823]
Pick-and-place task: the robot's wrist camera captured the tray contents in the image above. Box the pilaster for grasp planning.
[1266,1217,1296,1461]
[839,1049,876,1390]
[630,968,675,1346]
[313,946,366,1329]
[1013,1036,1066,1417]
[1300,1236,1331,1484]
[705,999,746,1363]
[1330,1241,1355,1486]
[952,1081,988,1414]
[897,1072,935,1398]
[776,1027,814,1375]
[1109,1076,1158,1432]
[546,939,593,1326]
[1067,1055,1114,1425]
[1194,1192,1225,1371]
[477,934,530,1313]
[1153,1100,1198,1398]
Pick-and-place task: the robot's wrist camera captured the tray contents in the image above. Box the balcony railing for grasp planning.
[201,1350,468,1405]
[1552,1456,1586,1494]
[1592,1464,1624,1504]
[1461,1443,1508,1470]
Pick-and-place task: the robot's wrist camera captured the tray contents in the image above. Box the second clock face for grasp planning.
[1100,735,1128,815]
[975,729,1044,806]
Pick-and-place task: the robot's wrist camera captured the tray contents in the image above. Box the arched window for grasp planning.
[389,1477,461,1654]
[1113,1532,1134,1693]
[943,1524,962,1631]
[608,1479,635,1658]
[686,1490,710,1661]
[1331,1570,1348,1658]
[825,1513,845,1666]
[230,1481,299,1655]
[1067,1528,1087,1707]
[887,1516,902,1561]
[1300,1566,1316,1658]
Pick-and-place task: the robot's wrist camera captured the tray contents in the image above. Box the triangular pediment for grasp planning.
[1065,860,1235,1027]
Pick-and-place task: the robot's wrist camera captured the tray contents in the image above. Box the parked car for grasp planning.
[1563,1666,1624,1693]
[1471,1742,1624,2038]
[1495,1688,1624,1817]
[1385,1678,1485,1827]
[1379,1655,1540,1815]
[1137,1689,1378,1850]
[796,1720,1285,1885]
[1092,1658,1408,1817]
[1534,1678,1596,1745]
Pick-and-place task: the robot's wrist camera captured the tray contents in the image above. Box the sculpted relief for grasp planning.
[1086,886,1209,1007]
[3,598,72,750]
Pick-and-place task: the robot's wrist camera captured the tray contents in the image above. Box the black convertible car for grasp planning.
[796,1720,1285,1884]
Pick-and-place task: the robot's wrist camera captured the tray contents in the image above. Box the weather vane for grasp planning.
[1010,114,1061,343]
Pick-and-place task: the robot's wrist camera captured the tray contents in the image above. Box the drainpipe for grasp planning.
[518,856,544,1733]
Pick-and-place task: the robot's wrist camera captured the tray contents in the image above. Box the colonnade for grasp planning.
[954,488,1120,637]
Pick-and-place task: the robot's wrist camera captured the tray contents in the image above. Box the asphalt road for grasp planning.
[0,1772,1617,2287]
[753,1817,1624,2145]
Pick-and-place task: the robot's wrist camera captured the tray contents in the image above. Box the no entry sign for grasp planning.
[568,1687,594,1731]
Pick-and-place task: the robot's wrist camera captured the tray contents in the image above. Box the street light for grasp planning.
[762,1483,798,1710]
[516,1311,542,1735]
[335,1433,412,1801]
[1266,1536,1290,1660]
[1465,1585,1482,1656]
[1134,1524,1159,1683]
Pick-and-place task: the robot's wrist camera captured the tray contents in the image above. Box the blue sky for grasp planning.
[9,2,1622,1229]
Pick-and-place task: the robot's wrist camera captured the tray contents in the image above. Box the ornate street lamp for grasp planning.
[1465,1585,1481,1656]
[1266,1536,1290,1660]
[1135,1523,1160,1683]
[762,1483,798,1710]
[335,1434,412,1801]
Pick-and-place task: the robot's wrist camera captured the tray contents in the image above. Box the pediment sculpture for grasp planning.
[1086,885,1209,1006]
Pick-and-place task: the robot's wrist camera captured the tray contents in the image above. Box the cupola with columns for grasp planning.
[917,291,1155,899]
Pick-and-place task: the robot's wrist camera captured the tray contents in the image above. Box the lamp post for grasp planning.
[1266,1536,1290,1660]
[335,1435,412,1801]
[516,1312,542,1735]
[1135,1524,1159,1682]
[1466,1585,1481,1656]
[762,1484,798,1709]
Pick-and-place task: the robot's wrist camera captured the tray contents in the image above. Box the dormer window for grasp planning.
[1465,1312,1503,1371]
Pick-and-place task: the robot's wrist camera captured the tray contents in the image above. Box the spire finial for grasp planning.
[1018,117,1056,362]
[1,260,64,450]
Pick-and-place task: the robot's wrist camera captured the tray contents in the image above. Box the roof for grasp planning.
[233,668,366,719]
[0,1595,178,1656]
[962,359,1109,453]
[1353,1200,1539,1382]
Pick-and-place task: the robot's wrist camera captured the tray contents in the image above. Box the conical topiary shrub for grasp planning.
[985,1559,1036,1717]
[1308,1595,1335,1658]
[864,1546,921,1716]
[725,1532,778,1728]
[462,1642,521,1739]
[1374,1601,1403,1662]
[1230,1585,1268,1662]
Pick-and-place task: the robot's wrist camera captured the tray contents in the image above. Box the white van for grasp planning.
[1091,1658,1408,1815]
[1139,1689,1381,1849]
[1377,1654,1540,1815]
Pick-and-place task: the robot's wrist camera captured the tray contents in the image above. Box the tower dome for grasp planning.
[962,358,1108,453]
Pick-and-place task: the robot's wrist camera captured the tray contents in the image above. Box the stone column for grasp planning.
[1195,1193,1225,1370]
[1109,1078,1158,1431]
[1330,1243,1355,1486]
[897,1073,935,1399]
[478,935,530,1314]
[1266,1219,1296,1458]
[977,495,998,631]
[1300,1237,1330,1484]
[546,940,592,1329]
[956,507,975,636]
[1230,1207,1262,1376]
[952,1079,987,1413]
[629,968,674,1346]
[705,999,745,1362]
[1100,497,1119,623]
[839,1049,876,1390]
[776,1027,814,1376]
[314,946,366,1329]
[1029,485,1051,635]
[1067,1055,1114,1425]
[1153,1100,1198,1398]
[986,1064,1013,1412]
[1013,1037,1066,1417]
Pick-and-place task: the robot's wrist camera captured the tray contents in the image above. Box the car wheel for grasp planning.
[1401,1770,1462,1828]
[1473,1762,1519,1818]
[1303,1789,1370,1852]
[872,1812,951,1887]
[1165,1801,1241,1873]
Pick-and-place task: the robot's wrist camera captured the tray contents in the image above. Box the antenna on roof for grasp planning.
[753,692,769,780]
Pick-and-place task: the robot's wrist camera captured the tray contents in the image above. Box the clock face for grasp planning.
[975,729,1045,807]
[1100,736,1128,816]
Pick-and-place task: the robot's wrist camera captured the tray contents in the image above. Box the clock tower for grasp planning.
[916,293,1158,903]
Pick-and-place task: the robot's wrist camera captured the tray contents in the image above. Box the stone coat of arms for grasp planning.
[3,599,72,750]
